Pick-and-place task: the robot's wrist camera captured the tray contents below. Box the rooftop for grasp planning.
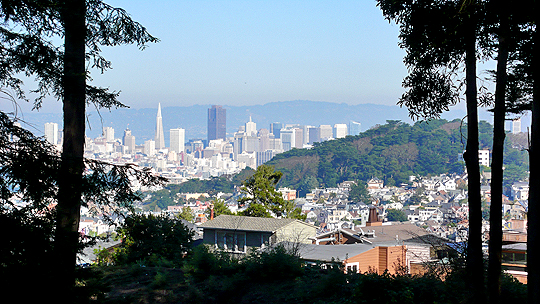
[199,215,311,232]
[293,242,376,262]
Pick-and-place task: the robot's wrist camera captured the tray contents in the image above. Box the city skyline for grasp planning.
[32,100,530,147]
[82,103,363,155]
[1,1,516,142]
[3,1,409,115]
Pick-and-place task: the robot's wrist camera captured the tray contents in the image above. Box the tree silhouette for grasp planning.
[1,0,158,298]
[116,214,194,266]
[377,1,485,301]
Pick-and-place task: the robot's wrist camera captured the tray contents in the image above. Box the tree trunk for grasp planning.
[462,8,485,304]
[487,3,509,303]
[528,10,539,304]
[55,0,86,300]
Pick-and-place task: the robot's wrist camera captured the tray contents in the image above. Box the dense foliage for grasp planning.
[268,119,528,193]
[114,214,194,266]
[386,209,408,222]
[89,245,526,304]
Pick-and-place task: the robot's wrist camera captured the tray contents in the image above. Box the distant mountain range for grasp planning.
[15,100,502,144]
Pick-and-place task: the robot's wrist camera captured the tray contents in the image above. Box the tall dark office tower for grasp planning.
[208,105,226,141]
[270,122,282,139]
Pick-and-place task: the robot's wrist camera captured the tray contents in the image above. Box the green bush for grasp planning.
[92,245,529,304]
[150,271,168,289]
[115,214,194,267]
[183,245,242,282]
[243,244,304,282]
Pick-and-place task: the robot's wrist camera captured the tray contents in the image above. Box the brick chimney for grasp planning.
[366,206,382,226]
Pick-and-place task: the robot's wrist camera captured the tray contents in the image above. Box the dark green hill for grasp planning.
[269,119,467,189]
[268,119,527,192]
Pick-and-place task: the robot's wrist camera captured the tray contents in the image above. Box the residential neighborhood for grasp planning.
[75,172,529,283]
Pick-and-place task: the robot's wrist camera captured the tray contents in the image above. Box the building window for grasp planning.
[216,231,246,252]
[502,251,527,265]
[346,262,359,273]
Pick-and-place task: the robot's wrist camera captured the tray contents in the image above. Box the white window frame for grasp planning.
[215,230,247,253]
[346,262,359,273]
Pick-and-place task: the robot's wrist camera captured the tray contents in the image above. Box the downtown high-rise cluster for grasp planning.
[54,104,363,183]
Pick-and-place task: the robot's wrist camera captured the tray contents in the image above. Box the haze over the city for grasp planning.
[4,1,409,114]
[1,0,525,135]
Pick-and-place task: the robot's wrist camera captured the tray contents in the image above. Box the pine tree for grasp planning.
[1,1,158,299]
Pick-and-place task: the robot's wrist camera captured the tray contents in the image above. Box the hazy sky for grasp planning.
[3,0,414,114]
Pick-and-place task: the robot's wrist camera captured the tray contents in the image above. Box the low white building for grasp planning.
[511,182,529,201]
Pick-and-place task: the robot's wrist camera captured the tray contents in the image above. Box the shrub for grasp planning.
[115,214,194,266]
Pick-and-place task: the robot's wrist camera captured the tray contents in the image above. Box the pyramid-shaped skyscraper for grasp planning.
[155,103,165,149]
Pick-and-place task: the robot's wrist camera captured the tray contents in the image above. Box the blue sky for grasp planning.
[3,0,413,114]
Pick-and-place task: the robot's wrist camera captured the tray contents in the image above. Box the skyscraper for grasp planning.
[123,128,136,152]
[155,103,165,149]
[308,126,320,144]
[294,127,303,148]
[208,105,226,141]
[302,125,311,145]
[245,116,257,136]
[319,125,333,140]
[280,128,295,152]
[44,122,58,145]
[349,120,361,136]
[103,126,114,142]
[334,124,348,138]
[512,118,521,134]
[258,128,270,152]
[270,122,282,139]
[144,139,156,156]
[170,128,185,153]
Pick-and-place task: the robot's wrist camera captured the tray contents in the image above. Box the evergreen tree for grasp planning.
[238,165,303,219]
[178,206,195,223]
[377,1,485,301]
[386,208,407,222]
[207,198,234,218]
[116,214,194,266]
[1,1,158,298]
[348,181,371,204]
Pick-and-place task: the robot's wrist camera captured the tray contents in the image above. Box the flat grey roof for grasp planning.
[502,243,527,251]
[295,243,376,262]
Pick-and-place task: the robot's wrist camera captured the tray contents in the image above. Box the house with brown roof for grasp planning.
[309,217,451,275]
[367,178,384,190]
[199,215,317,254]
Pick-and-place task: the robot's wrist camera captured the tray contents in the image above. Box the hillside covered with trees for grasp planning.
[269,119,528,191]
